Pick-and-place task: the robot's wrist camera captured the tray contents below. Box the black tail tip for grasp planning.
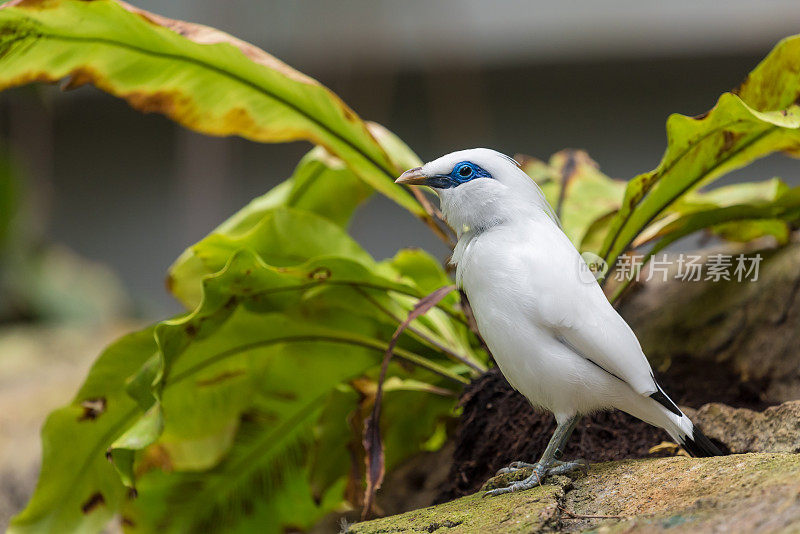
[682,426,725,457]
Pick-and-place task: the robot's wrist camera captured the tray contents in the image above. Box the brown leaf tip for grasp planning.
[60,67,99,91]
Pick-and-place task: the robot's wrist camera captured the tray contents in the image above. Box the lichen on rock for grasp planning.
[347,481,565,533]
[349,453,800,533]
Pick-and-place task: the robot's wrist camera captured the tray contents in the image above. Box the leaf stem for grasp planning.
[246,278,470,327]
[355,288,485,372]
[167,334,470,386]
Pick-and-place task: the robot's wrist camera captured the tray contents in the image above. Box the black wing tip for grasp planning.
[682,425,725,457]
[649,386,682,417]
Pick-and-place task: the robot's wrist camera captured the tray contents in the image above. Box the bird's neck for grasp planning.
[449,215,513,288]
[439,190,506,238]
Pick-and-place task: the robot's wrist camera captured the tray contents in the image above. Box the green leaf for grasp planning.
[381,249,483,372]
[608,186,800,302]
[0,149,16,252]
[579,211,617,257]
[217,146,373,237]
[122,398,331,534]
[118,249,469,530]
[379,384,455,469]
[711,218,791,243]
[0,0,425,217]
[685,177,789,207]
[168,147,375,309]
[13,183,481,532]
[652,186,800,254]
[384,249,453,297]
[598,35,800,279]
[522,150,626,250]
[8,328,157,534]
[15,244,473,533]
[631,178,790,247]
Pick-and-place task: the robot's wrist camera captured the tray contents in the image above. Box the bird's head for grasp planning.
[396,148,558,236]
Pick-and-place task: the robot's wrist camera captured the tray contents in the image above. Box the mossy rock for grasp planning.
[348,453,800,533]
[348,483,564,534]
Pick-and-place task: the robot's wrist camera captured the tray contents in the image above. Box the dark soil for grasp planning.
[435,357,773,502]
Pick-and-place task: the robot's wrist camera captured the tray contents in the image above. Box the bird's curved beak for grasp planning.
[395,166,429,186]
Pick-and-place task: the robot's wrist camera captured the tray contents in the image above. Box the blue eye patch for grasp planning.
[426,161,493,189]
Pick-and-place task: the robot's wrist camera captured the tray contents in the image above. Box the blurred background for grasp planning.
[2,0,800,524]
[3,0,800,319]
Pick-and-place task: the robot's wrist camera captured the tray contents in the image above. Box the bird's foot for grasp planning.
[483,459,588,497]
[495,461,537,475]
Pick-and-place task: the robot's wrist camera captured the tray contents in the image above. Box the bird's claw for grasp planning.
[483,471,542,497]
[483,458,588,497]
[549,458,589,476]
[495,460,537,475]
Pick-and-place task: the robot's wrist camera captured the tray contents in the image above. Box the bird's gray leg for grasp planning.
[494,415,579,475]
[485,415,586,497]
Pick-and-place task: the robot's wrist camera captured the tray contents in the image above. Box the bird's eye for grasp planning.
[457,164,473,178]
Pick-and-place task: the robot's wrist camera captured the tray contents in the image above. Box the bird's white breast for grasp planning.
[455,218,624,419]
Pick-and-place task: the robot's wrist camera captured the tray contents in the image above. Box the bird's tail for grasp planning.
[678,422,724,457]
[620,384,724,458]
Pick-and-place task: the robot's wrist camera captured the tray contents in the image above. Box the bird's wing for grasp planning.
[538,259,659,397]
[504,221,660,397]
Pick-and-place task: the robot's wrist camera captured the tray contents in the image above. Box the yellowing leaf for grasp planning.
[608,186,800,302]
[598,35,800,279]
[632,178,790,247]
[0,0,427,219]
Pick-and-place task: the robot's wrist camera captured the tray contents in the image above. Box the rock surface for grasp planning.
[690,401,800,454]
[435,364,768,501]
[349,453,800,533]
[620,243,800,403]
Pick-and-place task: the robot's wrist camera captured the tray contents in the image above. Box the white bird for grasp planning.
[396,148,721,496]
